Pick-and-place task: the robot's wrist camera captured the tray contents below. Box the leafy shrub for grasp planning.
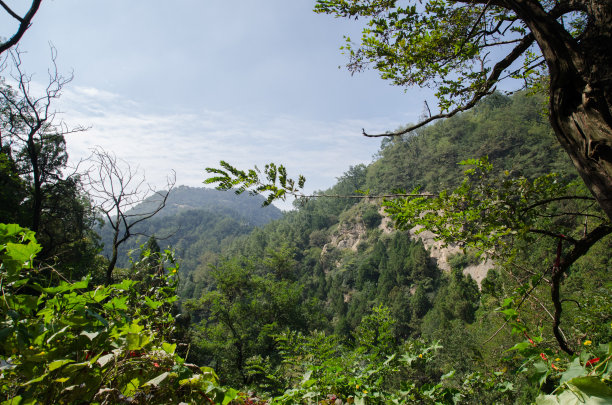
[0,223,239,404]
[361,205,382,229]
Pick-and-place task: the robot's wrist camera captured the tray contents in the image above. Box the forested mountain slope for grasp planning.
[97,186,283,286]
[182,92,610,402]
[189,91,574,299]
[4,88,610,404]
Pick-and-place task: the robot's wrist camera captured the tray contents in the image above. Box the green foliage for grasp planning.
[314,0,502,113]
[312,1,589,131]
[262,323,515,404]
[383,156,597,256]
[365,92,571,194]
[97,188,283,297]
[361,204,382,229]
[205,161,306,207]
[507,335,612,404]
[188,253,308,386]
[0,78,101,278]
[0,224,238,404]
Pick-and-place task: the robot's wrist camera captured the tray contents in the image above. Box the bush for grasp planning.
[0,223,239,404]
[362,205,382,229]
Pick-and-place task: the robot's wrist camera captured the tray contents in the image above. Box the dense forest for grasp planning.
[2,1,612,404]
[3,85,610,403]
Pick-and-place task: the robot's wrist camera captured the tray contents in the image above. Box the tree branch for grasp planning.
[363,33,535,137]
[0,1,23,22]
[551,224,612,354]
[0,0,43,55]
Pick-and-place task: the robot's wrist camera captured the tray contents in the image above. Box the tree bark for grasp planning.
[509,0,612,220]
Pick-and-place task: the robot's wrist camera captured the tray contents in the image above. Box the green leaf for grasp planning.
[4,242,40,264]
[221,388,239,405]
[33,278,89,294]
[199,366,220,384]
[97,353,115,368]
[126,332,152,351]
[48,359,74,371]
[162,342,176,355]
[560,358,586,384]
[1,396,23,405]
[506,341,533,353]
[567,376,612,399]
[532,361,550,387]
[123,377,142,396]
[80,331,100,341]
[144,296,163,309]
[23,373,47,386]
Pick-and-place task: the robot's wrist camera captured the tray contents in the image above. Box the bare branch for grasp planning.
[82,147,176,284]
[0,1,43,55]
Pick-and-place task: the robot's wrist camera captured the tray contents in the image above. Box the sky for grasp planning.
[2,1,434,210]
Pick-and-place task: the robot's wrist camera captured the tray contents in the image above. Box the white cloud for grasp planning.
[59,87,405,210]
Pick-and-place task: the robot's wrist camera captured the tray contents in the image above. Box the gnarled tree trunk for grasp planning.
[513,0,612,220]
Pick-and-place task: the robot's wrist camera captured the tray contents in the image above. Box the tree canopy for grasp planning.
[314,0,612,220]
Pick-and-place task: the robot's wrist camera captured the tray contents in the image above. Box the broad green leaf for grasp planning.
[80,331,100,341]
[354,397,366,405]
[506,341,533,352]
[162,342,176,355]
[144,296,163,309]
[199,366,220,384]
[122,377,142,396]
[221,387,239,405]
[33,278,89,295]
[48,359,74,371]
[536,387,610,405]
[4,242,40,264]
[126,333,152,351]
[63,362,89,373]
[532,361,550,387]
[1,396,23,405]
[104,295,128,311]
[568,376,612,399]
[23,373,47,386]
[111,278,138,291]
[560,358,586,384]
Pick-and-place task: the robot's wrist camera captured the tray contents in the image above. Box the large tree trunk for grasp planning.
[552,90,612,220]
[512,0,612,220]
[549,0,612,220]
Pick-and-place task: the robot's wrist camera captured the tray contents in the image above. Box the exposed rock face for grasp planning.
[381,207,493,287]
[408,226,493,285]
[323,204,493,287]
[323,221,367,253]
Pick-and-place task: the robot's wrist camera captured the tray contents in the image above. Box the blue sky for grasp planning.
[3,1,434,210]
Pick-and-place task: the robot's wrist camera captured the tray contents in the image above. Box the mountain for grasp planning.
[146,185,284,225]
[187,90,589,331]
[97,186,283,282]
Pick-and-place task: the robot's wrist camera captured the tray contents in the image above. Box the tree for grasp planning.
[0,48,85,233]
[84,147,175,285]
[0,49,98,276]
[383,157,611,353]
[314,0,612,220]
[0,1,42,55]
[189,256,307,386]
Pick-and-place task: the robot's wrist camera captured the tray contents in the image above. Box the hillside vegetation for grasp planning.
[97,186,282,293]
[184,91,611,402]
[2,91,610,404]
